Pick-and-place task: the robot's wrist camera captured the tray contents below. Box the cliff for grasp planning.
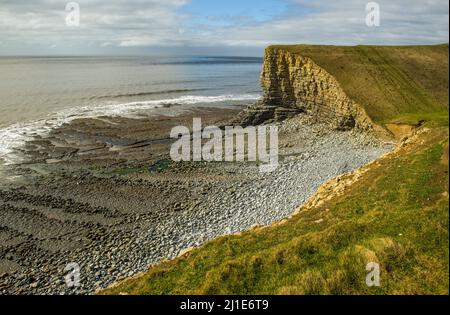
[236,44,448,135]
[260,48,374,131]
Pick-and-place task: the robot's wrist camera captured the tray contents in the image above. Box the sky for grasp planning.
[0,0,448,56]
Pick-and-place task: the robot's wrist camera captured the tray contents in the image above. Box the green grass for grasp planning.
[384,111,449,128]
[268,44,449,124]
[103,128,449,295]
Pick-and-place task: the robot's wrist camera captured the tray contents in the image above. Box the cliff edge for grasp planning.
[236,44,448,137]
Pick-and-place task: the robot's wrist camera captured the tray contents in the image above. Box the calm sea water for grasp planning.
[0,56,262,164]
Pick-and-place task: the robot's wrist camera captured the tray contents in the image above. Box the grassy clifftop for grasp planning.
[268,44,449,126]
[101,45,449,295]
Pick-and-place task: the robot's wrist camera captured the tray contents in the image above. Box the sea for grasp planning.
[0,55,262,164]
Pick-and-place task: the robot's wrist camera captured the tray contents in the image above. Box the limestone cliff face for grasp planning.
[260,48,374,131]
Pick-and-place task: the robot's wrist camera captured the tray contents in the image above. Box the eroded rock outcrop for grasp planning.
[236,47,376,132]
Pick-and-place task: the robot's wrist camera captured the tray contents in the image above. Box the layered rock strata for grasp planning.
[236,48,376,132]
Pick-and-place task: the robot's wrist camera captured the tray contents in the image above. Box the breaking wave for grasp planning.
[0,94,260,165]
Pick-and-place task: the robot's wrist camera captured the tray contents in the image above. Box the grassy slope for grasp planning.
[102,45,449,295]
[270,44,449,126]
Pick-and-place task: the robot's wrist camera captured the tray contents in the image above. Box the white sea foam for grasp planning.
[0,94,260,165]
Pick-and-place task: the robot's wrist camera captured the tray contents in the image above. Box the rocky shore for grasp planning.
[0,105,393,294]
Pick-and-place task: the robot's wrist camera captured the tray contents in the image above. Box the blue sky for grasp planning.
[183,0,288,25]
[0,0,448,56]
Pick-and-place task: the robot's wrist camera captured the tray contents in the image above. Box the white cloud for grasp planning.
[0,0,190,51]
[0,0,447,55]
[188,0,449,47]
